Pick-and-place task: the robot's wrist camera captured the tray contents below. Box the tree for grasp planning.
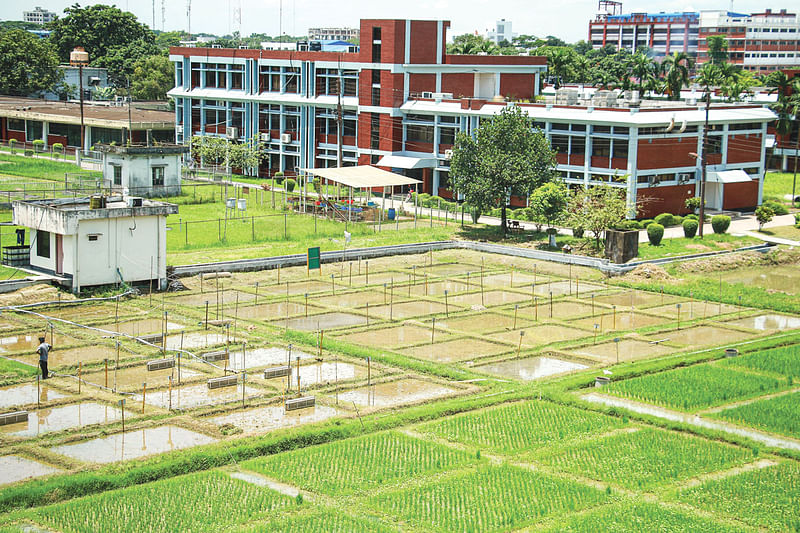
[448,34,498,55]
[131,55,173,100]
[94,39,162,87]
[706,35,729,65]
[0,30,61,96]
[630,51,657,93]
[755,205,774,230]
[566,185,630,248]
[449,106,557,236]
[530,182,568,246]
[47,4,154,66]
[661,52,693,100]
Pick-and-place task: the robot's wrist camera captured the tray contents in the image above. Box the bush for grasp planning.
[52,142,64,152]
[284,178,296,192]
[640,219,655,228]
[755,205,774,230]
[684,213,698,221]
[24,149,33,157]
[762,200,788,216]
[711,215,731,234]
[511,208,526,220]
[647,223,664,245]
[32,139,45,152]
[654,213,675,227]
[682,218,699,238]
[795,213,800,228]
[8,138,17,153]
[673,215,684,226]
[614,220,640,231]
[685,197,703,212]
[470,207,482,224]
[273,171,284,184]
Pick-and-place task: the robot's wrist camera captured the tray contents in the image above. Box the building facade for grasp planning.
[487,19,516,45]
[169,18,774,219]
[698,9,800,74]
[589,10,699,58]
[23,6,56,25]
[308,27,360,42]
[99,145,188,197]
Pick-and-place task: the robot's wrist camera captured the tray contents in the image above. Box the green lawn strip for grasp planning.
[242,430,477,496]
[604,363,787,412]
[31,469,294,533]
[763,171,798,201]
[0,357,37,379]
[0,154,98,181]
[229,506,398,533]
[370,463,609,532]
[637,234,760,261]
[758,225,800,242]
[678,461,800,532]
[538,499,752,533]
[534,427,751,492]
[720,344,800,379]
[417,399,624,454]
[711,391,800,440]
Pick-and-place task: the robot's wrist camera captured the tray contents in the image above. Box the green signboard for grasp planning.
[307,246,321,271]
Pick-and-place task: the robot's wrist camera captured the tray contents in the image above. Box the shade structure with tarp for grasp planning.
[705,170,755,210]
[376,154,438,170]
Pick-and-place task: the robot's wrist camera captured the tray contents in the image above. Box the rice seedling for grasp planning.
[605,363,786,411]
[34,470,294,533]
[679,461,800,532]
[371,464,608,532]
[419,400,625,454]
[721,344,800,379]
[242,430,475,496]
[231,507,396,533]
[713,391,800,439]
[535,427,750,491]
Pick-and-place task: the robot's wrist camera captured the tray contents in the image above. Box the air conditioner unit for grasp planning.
[421,91,433,99]
[176,125,184,134]
[678,173,693,184]
[280,133,292,143]
[259,132,271,142]
[444,149,453,160]
[226,127,238,139]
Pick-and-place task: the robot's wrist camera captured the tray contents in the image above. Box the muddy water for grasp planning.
[170,290,256,306]
[37,303,120,321]
[135,382,268,410]
[590,290,681,309]
[344,272,407,287]
[720,265,800,295]
[165,332,230,350]
[0,334,46,353]
[432,313,535,333]
[447,290,529,308]
[0,402,124,437]
[583,393,800,452]
[337,379,457,407]
[488,324,592,346]
[400,338,511,363]
[103,319,184,337]
[261,280,331,296]
[262,361,365,388]
[536,280,605,297]
[313,290,391,308]
[569,338,673,364]
[208,404,339,433]
[724,314,800,332]
[648,301,740,320]
[516,300,596,320]
[572,311,670,332]
[407,280,473,297]
[478,356,589,380]
[480,271,545,288]
[234,302,311,320]
[0,383,69,409]
[51,425,217,463]
[0,455,62,486]
[409,263,478,276]
[336,325,455,348]
[660,326,754,347]
[13,344,130,367]
[226,346,315,371]
[271,312,368,331]
[368,301,452,320]
[81,365,203,392]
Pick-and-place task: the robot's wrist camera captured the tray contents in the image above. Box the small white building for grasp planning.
[99,144,187,197]
[487,19,517,45]
[12,197,178,293]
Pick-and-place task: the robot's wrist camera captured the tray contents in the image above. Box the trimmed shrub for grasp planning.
[654,213,675,227]
[8,138,17,153]
[32,139,45,152]
[273,171,284,184]
[615,220,640,231]
[24,149,33,157]
[640,219,655,228]
[684,213,698,221]
[711,215,731,234]
[685,196,703,212]
[647,223,664,245]
[762,200,789,216]
[682,219,698,238]
[673,215,684,226]
[285,178,296,192]
[755,205,774,230]
[794,213,800,228]
[470,207,482,224]
[511,208,526,220]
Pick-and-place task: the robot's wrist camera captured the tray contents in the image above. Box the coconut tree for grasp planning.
[706,34,729,65]
[661,52,694,100]
[630,51,657,93]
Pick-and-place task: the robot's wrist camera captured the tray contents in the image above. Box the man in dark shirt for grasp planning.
[36,336,51,379]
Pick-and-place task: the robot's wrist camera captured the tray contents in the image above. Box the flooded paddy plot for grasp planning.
[338,379,458,408]
[208,404,340,434]
[447,290,529,308]
[568,338,674,364]
[0,334,49,353]
[407,279,473,297]
[0,455,62,486]
[164,331,231,350]
[169,289,256,306]
[488,324,592,346]
[477,356,589,381]
[314,290,395,308]
[102,318,184,337]
[661,325,755,348]
[399,338,511,363]
[135,382,267,410]
[271,312,368,331]
[408,262,479,276]
[0,382,69,409]
[226,346,315,371]
[431,312,535,333]
[262,361,366,388]
[536,280,605,297]
[81,364,203,393]
[648,301,741,320]
[480,271,545,288]
[516,300,597,320]
[724,314,800,332]
[336,324,455,348]
[51,425,217,464]
[343,271,408,287]
[590,290,681,309]
[235,301,313,320]
[0,402,124,437]
[260,280,331,296]
[35,303,132,321]
[12,344,133,367]
[368,300,453,320]
[572,310,672,331]
[720,265,800,294]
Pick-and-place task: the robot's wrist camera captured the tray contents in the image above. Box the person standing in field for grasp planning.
[36,336,51,379]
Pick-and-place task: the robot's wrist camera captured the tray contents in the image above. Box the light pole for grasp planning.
[69,47,90,154]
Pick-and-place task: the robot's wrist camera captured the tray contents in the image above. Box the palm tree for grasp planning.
[630,52,656,93]
[661,52,694,100]
[706,35,729,65]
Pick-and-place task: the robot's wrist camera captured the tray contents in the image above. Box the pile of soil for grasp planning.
[621,264,673,282]
[0,284,75,307]
[676,247,800,274]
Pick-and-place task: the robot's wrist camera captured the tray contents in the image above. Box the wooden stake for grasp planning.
[517,331,524,358]
[141,382,146,414]
[431,317,436,344]
[78,361,82,394]
[104,358,108,388]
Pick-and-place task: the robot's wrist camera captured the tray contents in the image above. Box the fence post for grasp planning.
[284,213,287,239]
[185,221,188,246]
[251,216,254,241]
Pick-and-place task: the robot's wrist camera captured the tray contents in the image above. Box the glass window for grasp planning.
[571,136,585,155]
[36,230,50,259]
[152,166,165,186]
[551,135,569,153]
[112,165,122,185]
[440,127,456,145]
[592,138,611,157]
[612,139,628,159]
[407,124,434,143]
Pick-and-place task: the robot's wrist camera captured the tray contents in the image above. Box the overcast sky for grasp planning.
[2,1,779,42]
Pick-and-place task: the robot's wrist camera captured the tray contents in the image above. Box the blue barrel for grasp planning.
[387,208,396,220]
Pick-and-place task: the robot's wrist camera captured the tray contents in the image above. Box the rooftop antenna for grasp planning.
[233,0,242,37]
[161,0,166,31]
[279,0,283,43]
[152,0,156,30]
[186,0,192,37]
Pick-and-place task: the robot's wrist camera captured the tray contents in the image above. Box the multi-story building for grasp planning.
[589,5,699,58]
[698,9,800,74]
[23,6,57,25]
[487,19,516,45]
[169,18,774,219]
[308,27,360,42]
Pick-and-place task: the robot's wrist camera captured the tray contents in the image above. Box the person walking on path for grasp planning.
[36,336,51,379]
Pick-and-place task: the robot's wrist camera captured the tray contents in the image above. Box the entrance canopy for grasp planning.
[708,170,753,184]
[376,155,438,169]
[299,165,422,188]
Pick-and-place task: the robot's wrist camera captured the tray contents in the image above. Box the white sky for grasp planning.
[2,1,780,42]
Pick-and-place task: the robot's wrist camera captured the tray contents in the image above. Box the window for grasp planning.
[372,27,382,62]
[152,166,165,186]
[88,235,99,242]
[371,113,380,150]
[707,136,722,155]
[612,139,628,159]
[112,165,122,186]
[372,86,381,106]
[551,135,569,153]
[592,138,611,157]
[439,127,456,145]
[7,119,24,131]
[407,124,434,143]
[571,136,585,155]
[36,230,50,259]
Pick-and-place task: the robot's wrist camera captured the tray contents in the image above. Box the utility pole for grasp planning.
[699,88,711,238]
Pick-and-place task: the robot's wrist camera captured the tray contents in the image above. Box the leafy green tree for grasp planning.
[567,185,631,248]
[0,21,45,32]
[630,51,657,93]
[529,182,568,229]
[47,4,154,66]
[94,39,162,87]
[755,205,774,230]
[448,34,498,55]
[449,106,557,236]
[661,52,693,100]
[0,30,61,96]
[154,30,190,50]
[131,55,173,100]
[706,35,729,65]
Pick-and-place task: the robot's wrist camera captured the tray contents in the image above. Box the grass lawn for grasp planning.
[758,224,800,241]
[637,233,759,260]
[0,153,98,181]
[763,171,799,202]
